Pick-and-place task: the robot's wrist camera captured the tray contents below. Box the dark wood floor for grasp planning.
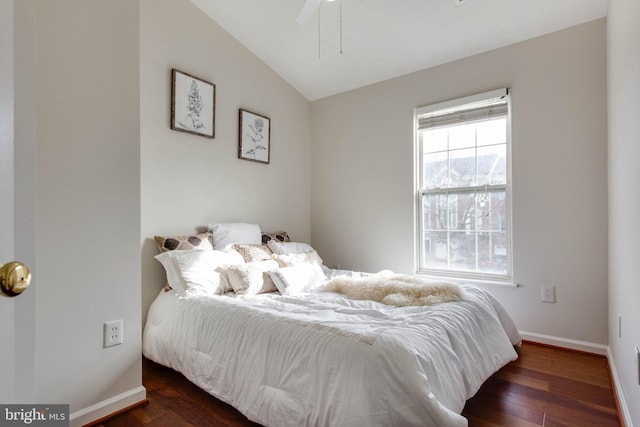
[463,342,621,427]
[94,342,622,427]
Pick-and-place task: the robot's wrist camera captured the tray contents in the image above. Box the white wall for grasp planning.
[311,20,608,345]
[608,0,640,424]
[26,0,144,423]
[140,0,312,319]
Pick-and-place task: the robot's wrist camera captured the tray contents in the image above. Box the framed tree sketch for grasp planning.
[170,69,215,138]
[238,109,271,164]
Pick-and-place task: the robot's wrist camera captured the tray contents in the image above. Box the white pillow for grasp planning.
[208,223,262,250]
[221,260,279,295]
[267,240,324,267]
[272,251,324,268]
[268,262,326,296]
[155,250,245,296]
[154,251,182,290]
[267,240,315,255]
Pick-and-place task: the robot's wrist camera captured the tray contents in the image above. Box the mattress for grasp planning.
[143,283,520,427]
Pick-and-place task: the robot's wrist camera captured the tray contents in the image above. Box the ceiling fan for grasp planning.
[296,0,337,24]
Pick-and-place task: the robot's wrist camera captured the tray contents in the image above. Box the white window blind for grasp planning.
[418,95,508,131]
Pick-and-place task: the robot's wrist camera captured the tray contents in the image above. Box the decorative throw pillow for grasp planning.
[154,232,213,253]
[272,251,323,268]
[267,240,314,255]
[261,231,291,244]
[267,262,326,296]
[233,244,273,263]
[222,260,279,295]
[208,223,262,250]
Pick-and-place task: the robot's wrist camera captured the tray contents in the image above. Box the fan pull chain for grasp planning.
[316,0,343,58]
[318,3,321,58]
[340,0,343,54]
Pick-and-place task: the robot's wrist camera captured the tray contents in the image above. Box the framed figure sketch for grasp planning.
[238,109,270,164]
[170,69,215,138]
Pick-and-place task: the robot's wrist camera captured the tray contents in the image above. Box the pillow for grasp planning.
[272,251,324,268]
[267,262,326,296]
[154,251,182,291]
[222,260,279,295]
[154,232,213,253]
[232,244,273,263]
[155,249,245,296]
[267,240,314,255]
[208,223,262,250]
[261,231,291,244]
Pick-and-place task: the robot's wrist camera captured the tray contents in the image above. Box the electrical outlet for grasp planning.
[103,319,123,348]
[541,285,556,303]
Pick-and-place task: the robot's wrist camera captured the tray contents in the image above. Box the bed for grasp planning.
[143,225,521,427]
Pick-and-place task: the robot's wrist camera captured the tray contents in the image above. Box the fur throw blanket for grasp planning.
[323,272,462,307]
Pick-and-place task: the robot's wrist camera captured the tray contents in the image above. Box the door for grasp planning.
[0,0,36,404]
[0,0,17,403]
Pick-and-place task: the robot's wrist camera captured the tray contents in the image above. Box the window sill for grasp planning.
[415,271,519,288]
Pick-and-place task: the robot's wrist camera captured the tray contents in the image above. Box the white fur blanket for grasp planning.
[323,272,462,307]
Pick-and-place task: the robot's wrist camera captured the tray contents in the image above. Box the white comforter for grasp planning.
[143,285,520,427]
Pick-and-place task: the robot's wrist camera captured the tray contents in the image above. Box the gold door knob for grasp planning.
[0,261,32,297]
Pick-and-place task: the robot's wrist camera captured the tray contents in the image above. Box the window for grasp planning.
[415,89,511,281]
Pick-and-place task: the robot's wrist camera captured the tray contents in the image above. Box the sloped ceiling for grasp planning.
[191,0,607,100]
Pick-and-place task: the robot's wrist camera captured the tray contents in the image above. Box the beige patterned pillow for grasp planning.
[261,231,291,244]
[154,232,213,253]
[223,260,279,295]
[233,244,273,263]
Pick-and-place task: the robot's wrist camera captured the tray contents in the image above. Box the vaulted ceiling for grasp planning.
[191,0,608,100]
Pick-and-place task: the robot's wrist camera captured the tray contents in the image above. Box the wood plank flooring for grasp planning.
[462,342,621,427]
[94,342,622,427]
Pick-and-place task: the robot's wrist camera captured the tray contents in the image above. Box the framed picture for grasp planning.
[238,109,271,164]
[170,68,215,138]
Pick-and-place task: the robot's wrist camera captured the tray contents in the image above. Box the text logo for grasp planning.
[0,405,68,426]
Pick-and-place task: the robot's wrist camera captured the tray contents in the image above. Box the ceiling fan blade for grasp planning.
[295,0,321,24]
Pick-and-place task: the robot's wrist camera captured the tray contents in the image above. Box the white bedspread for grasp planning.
[143,285,520,427]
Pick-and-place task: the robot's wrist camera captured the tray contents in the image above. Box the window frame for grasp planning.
[414,88,513,284]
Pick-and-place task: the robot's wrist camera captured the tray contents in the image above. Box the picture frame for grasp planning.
[170,68,215,138]
[238,109,271,164]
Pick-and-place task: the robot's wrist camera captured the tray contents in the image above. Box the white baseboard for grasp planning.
[607,347,634,427]
[520,330,633,427]
[69,386,146,427]
[519,330,608,355]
